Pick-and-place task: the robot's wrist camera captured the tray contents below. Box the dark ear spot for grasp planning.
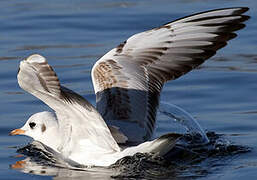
[41,124,46,132]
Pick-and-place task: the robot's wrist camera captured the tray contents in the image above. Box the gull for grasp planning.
[10,7,249,167]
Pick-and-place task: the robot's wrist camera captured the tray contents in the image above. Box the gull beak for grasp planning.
[9,129,26,136]
[11,160,26,169]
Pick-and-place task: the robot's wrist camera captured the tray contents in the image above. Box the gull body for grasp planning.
[13,111,180,166]
[10,7,249,167]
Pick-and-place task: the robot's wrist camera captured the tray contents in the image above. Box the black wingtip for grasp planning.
[205,7,249,14]
[238,7,249,13]
[163,7,250,27]
[241,15,251,21]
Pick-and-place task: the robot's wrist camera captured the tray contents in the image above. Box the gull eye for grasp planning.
[29,122,36,129]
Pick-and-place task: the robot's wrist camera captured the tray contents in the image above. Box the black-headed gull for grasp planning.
[10,7,249,167]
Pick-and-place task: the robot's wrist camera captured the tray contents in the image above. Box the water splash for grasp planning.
[159,101,209,144]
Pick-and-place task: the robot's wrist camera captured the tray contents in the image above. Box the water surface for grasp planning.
[0,0,257,179]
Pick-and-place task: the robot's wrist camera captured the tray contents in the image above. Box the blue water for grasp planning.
[0,0,257,179]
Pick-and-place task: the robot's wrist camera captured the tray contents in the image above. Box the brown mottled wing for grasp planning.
[18,54,120,156]
[92,7,249,144]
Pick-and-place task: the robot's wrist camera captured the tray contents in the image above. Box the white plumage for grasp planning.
[10,7,249,167]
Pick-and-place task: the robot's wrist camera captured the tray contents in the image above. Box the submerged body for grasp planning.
[12,111,180,166]
[10,7,249,166]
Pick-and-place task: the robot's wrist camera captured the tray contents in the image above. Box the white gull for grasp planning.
[10,7,249,167]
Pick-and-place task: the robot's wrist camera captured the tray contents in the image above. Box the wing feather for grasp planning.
[18,54,120,157]
[92,7,249,144]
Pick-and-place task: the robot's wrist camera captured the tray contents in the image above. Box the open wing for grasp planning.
[18,54,120,157]
[92,7,249,144]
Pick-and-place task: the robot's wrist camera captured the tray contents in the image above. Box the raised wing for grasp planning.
[92,7,249,144]
[18,54,120,157]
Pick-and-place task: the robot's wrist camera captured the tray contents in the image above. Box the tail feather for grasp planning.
[121,133,182,158]
[147,133,182,156]
[125,133,182,157]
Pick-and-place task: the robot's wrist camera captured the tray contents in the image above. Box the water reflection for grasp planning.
[11,157,115,180]
[13,44,104,51]
[238,54,257,61]
[0,56,19,61]
[197,54,257,72]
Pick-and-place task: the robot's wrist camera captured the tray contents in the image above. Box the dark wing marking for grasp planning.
[92,7,249,144]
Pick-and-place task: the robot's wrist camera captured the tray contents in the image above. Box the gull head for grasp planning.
[10,111,59,147]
